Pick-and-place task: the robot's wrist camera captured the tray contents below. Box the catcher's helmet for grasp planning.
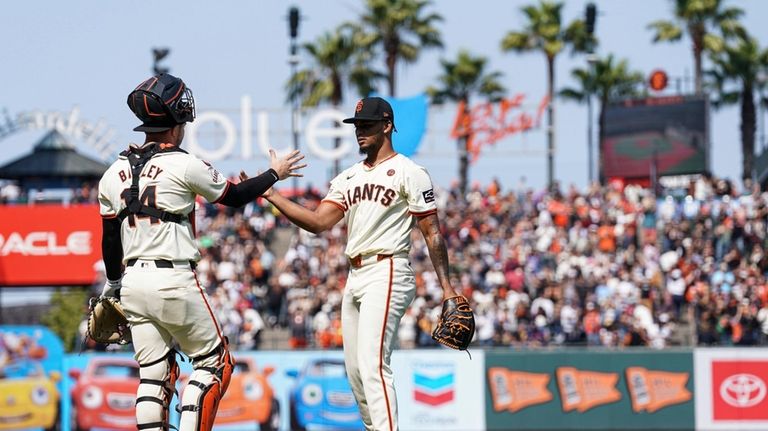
[127,73,195,132]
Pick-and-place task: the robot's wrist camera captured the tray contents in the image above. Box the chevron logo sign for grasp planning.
[413,366,455,406]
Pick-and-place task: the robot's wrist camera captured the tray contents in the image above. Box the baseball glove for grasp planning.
[87,296,132,345]
[432,295,475,351]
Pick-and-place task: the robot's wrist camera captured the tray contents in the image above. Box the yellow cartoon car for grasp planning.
[0,359,61,430]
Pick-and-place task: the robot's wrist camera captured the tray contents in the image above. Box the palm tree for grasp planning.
[286,26,381,108]
[286,25,382,175]
[647,0,745,95]
[707,36,768,180]
[426,50,506,197]
[501,0,592,189]
[357,0,443,96]
[560,54,644,182]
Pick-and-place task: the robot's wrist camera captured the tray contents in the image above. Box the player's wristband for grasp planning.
[218,169,279,207]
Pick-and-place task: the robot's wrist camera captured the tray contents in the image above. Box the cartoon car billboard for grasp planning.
[286,359,363,430]
[179,356,280,430]
[69,357,139,430]
[0,359,61,430]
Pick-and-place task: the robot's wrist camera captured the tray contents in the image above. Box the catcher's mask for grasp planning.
[127,73,195,133]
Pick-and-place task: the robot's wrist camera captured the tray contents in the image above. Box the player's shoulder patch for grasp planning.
[204,161,223,183]
[422,189,435,203]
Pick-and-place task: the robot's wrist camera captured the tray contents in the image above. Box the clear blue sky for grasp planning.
[2,0,768,191]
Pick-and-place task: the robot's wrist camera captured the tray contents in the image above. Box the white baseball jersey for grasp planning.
[321,153,437,258]
[98,143,228,262]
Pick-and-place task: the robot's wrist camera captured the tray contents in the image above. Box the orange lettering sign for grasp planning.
[488,367,553,412]
[625,367,691,413]
[450,94,549,162]
[556,367,622,413]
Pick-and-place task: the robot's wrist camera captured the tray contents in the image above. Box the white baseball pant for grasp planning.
[120,259,223,364]
[342,253,416,431]
[120,259,226,431]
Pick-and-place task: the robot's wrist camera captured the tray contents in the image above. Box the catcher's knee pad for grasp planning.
[136,351,179,431]
[178,343,234,431]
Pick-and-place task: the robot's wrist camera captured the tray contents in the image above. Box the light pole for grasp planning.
[585,3,597,184]
[586,54,597,185]
[288,6,301,192]
[760,92,765,153]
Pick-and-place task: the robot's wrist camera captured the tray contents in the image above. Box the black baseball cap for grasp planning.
[343,97,397,131]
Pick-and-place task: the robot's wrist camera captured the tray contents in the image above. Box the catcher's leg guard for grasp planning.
[136,351,179,431]
[178,343,234,431]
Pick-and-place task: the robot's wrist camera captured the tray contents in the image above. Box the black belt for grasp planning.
[127,259,196,270]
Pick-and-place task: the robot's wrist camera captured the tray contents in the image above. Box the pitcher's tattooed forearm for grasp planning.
[418,214,451,285]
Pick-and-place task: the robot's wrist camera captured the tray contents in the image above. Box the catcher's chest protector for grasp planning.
[117,143,186,224]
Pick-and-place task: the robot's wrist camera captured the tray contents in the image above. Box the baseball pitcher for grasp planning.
[263,97,474,431]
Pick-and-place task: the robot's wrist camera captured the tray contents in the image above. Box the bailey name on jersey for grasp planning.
[117,163,164,182]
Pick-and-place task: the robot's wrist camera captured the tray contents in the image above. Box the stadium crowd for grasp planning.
[7,172,768,351]
[187,173,768,351]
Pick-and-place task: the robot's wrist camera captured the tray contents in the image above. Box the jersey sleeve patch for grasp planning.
[422,189,435,204]
[405,164,437,214]
[185,157,229,202]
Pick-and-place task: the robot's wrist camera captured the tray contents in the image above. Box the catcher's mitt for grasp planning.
[432,295,475,352]
[87,297,132,345]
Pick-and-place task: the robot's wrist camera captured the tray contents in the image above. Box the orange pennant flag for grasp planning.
[625,367,692,413]
[488,367,554,413]
[556,367,622,413]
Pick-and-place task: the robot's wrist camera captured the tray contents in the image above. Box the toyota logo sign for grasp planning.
[720,373,767,408]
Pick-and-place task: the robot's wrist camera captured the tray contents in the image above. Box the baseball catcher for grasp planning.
[97,72,305,431]
[87,295,132,345]
[432,295,475,352]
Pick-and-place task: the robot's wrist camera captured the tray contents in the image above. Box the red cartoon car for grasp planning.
[69,357,139,431]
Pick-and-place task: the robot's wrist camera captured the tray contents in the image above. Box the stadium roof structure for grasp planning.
[0,129,108,180]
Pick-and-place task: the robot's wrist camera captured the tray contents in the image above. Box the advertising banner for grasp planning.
[63,350,351,431]
[59,349,478,431]
[392,349,486,431]
[0,325,65,431]
[694,348,768,431]
[0,204,102,286]
[485,350,694,430]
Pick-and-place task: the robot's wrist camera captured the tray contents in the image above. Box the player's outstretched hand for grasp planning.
[270,149,306,180]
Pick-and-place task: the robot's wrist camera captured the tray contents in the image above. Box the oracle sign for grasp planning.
[0,231,91,256]
[0,205,101,286]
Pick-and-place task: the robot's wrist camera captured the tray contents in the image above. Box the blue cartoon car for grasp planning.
[286,359,363,430]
